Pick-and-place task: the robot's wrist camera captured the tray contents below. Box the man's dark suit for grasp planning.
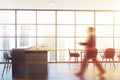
[78,33,105,75]
[80,34,96,58]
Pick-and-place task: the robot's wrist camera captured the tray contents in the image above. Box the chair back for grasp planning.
[68,49,75,54]
[3,52,9,59]
[104,48,115,58]
[68,49,79,57]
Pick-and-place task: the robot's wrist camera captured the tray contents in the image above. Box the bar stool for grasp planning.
[2,51,12,77]
[68,49,80,62]
[100,48,116,68]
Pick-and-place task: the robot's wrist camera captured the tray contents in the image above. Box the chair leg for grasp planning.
[6,59,11,73]
[69,57,71,63]
[109,59,111,67]
[117,58,120,66]
[105,58,107,68]
[76,57,79,63]
[112,58,116,68]
[8,61,12,72]
[74,57,76,62]
[2,60,8,77]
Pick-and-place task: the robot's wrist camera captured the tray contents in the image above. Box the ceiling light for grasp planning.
[49,1,56,5]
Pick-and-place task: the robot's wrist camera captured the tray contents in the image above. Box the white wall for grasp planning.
[1,0,120,10]
[0,0,15,9]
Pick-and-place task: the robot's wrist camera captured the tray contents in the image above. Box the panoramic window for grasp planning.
[0,9,120,62]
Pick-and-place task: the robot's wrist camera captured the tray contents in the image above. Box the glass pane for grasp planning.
[57,38,74,49]
[37,38,55,49]
[57,50,67,62]
[96,25,113,37]
[57,11,74,24]
[37,37,56,62]
[17,11,36,24]
[0,11,15,24]
[76,25,94,37]
[17,25,36,37]
[0,51,4,62]
[96,38,113,49]
[37,25,55,36]
[114,38,120,49]
[37,11,55,24]
[96,12,113,24]
[76,11,94,24]
[114,25,120,36]
[114,12,120,24]
[0,38,15,50]
[57,25,74,36]
[17,38,36,47]
[0,25,15,36]
[48,50,56,62]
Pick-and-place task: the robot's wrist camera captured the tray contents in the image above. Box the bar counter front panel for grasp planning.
[12,48,48,78]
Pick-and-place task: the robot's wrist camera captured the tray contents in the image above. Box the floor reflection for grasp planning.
[13,77,47,80]
[76,75,106,80]
[1,63,120,80]
[99,76,106,80]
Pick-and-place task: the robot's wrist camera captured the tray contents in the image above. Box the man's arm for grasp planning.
[77,42,88,46]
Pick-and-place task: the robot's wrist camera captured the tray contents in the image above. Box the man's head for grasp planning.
[87,27,94,34]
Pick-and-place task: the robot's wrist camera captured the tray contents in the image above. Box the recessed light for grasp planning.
[49,1,56,5]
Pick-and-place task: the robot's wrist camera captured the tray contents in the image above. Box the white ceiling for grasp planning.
[1,0,120,10]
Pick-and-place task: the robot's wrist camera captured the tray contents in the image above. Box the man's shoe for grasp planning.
[75,72,84,76]
[98,71,106,77]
